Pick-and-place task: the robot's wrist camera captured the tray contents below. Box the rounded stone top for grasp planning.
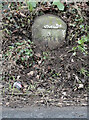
[32,14,67,50]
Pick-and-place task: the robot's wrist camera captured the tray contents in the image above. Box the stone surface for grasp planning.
[32,14,67,49]
[2,106,87,118]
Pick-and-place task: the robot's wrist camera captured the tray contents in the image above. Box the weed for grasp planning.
[25,0,37,12]
[43,51,50,60]
[8,78,12,91]
[5,39,34,67]
[80,68,89,77]
[50,70,60,78]
[72,35,89,55]
[25,0,65,12]
[53,0,64,11]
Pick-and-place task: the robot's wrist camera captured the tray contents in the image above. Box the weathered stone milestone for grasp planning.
[32,14,67,49]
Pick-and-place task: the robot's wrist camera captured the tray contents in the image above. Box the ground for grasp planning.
[1,2,89,108]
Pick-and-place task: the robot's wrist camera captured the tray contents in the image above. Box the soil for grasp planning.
[1,2,89,108]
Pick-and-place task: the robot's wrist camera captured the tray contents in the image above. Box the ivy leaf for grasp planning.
[27,0,36,11]
[78,45,85,52]
[53,0,64,11]
[78,39,83,45]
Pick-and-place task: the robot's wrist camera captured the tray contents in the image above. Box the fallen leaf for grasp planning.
[35,53,41,58]
[38,60,42,64]
[71,59,74,62]
[36,75,40,79]
[62,92,67,96]
[6,102,9,106]
[67,72,71,79]
[27,71,34,76]
[48,66,51,72]
[78,84,84,89]
[17,75,20,80]
[20,12,26,17]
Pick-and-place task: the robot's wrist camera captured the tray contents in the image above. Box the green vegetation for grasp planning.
[43,51,49,60]
[53,0,64,11]
[26,0,65,12]
[26,0,37,11]
[80,68,89,77]
[72,35,89,55]
[5,39,34,67]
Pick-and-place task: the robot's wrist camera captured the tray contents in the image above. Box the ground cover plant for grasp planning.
[1,1,89,108]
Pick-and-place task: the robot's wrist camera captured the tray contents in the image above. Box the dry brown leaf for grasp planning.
[20,12,26,17]
[27,71,34,76]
